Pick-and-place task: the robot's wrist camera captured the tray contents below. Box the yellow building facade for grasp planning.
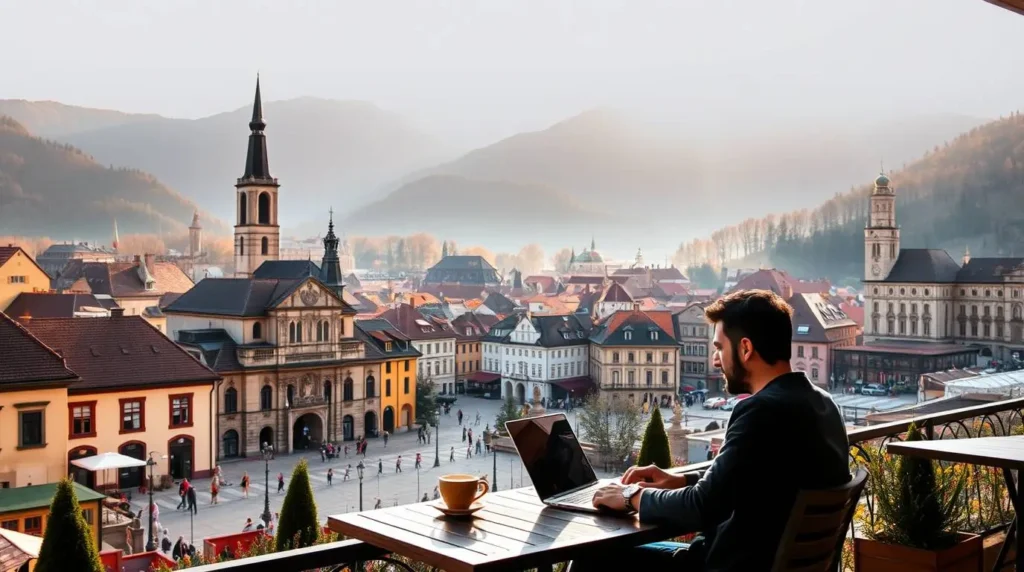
[0,482,105,545]
[0,247,51,312]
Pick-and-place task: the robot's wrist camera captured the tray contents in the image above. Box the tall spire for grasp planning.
[319,208,343,296]
[591,236,596,251]
[239,74,275,184]
[112,219,119,251]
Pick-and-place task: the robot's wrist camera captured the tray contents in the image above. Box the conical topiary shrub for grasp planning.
[35,478,103,572]
[275,458,320,551]
[636,407,673,469]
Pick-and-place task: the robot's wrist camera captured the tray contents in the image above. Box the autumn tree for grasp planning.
[551,247,573,273]
[117,233,166,256]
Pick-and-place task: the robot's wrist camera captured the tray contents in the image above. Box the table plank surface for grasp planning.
[328,487,678,572]
[886,435,1024,469]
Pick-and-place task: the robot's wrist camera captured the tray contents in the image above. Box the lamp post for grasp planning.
[417,464,421,501]
[260,444,273,526]
[356,461,365,511]
[432,400,441,468]
[145,453,157,552]
[491,430,498,492]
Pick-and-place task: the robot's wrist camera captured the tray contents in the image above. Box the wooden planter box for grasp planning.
[854,532,983,572]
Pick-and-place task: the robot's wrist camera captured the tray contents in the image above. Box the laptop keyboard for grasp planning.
[555,484,602,505]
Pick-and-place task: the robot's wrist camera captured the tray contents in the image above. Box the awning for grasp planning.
[71,452,147,472]
[551,376,595,395]
[466,372,501,384]
[0,528,42,570]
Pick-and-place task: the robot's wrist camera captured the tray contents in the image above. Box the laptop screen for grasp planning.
[506,413,598,500]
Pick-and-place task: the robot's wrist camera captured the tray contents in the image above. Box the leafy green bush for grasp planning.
[275,459,320,551]
[637,407,673,469]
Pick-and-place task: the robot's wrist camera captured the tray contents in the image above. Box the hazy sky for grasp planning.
[3,0,1024,146]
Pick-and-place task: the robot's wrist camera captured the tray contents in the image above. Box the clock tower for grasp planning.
[864,172,900,281]
[234,76,281,277]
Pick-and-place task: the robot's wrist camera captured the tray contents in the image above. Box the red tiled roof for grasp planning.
[0,311,79,387]
[26,316,220,392]
[376,304,455,340]
[524,275,557,293]
[0,246,22,268]
[840,302,864,328]
[601,308,676,339]
[730,268,831,298]
[58,259,194,298]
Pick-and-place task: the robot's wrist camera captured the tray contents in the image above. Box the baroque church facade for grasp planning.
[166,78,419,461]
[863,173,1024,362]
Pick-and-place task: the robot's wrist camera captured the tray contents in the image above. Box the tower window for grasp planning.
[258,192,271,224]
[261,236,268,255]
[239,192,248,225]
[239,237,244,256]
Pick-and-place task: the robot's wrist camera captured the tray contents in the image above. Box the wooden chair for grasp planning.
[770,467,869,572]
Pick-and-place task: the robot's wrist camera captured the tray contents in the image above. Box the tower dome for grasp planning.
[874,173,891,188]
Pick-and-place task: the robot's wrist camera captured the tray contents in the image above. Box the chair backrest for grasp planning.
[770,467,868,572]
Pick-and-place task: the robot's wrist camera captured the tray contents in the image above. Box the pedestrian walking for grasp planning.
[268,513,278,537]
[343,464,351,481]
[468,428,473,445]
[374,498,382,510]
[414,453,422,469]
[277,472,285,493]
[344,444,350,458]
[475,411,481,426]
[466,444,472,459]
[186,486,197,514]
[210,479,219,505]
[172,536,187,560]
[383,430,389,448]
[320,446,326,462]
[395,456,402,473]
[426,427,431,444]
[327,468,334,486]
[242,518,253,532]
[377,458,383,475]
[475,439,482,455]
[241,472,250,499]
[418,426,424,444]
[161,529,172,554]
[432,485,440,500]
[462,427,467,442]
[457,409,463,425]
[449,446,455,463]
[177,478,190,510]
[422,493,430,502]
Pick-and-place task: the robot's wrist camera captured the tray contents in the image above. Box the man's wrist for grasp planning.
[629,487,645,512]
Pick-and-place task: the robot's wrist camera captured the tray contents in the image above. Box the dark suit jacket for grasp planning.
[639,372,850,571]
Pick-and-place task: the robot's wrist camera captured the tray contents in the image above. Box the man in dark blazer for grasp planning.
[589,289,850,571]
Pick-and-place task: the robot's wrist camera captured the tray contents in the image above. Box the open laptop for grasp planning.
[505,413,614,513]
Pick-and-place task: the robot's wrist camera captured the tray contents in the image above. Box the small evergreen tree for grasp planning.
[415,375,438,428]
[494,394,523,435]
[275,459,319,551]
[36,478,103,572]
[636,407,673,469]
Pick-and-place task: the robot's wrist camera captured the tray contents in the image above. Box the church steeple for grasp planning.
[319,208,344,296]
[239,75,275,184]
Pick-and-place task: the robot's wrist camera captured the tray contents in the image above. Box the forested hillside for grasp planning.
[675,112,1024,286]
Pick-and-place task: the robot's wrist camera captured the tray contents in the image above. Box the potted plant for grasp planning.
[854,422,981,571]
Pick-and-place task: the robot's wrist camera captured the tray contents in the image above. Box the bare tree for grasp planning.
[578,394,644,472]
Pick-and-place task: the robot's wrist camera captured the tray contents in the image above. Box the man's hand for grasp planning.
[591,483,631,512]
[622,464,687,490]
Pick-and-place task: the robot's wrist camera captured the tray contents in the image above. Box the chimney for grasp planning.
[111,307,125,318]
[632,301,642,313]
[144,253,155,273]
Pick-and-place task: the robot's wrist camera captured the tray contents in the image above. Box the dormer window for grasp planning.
[145,280,156,291]
[624,331,632,341]
[385,342,393,352]
[650,331,659,341]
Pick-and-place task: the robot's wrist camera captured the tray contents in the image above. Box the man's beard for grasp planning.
[725,345,753,395]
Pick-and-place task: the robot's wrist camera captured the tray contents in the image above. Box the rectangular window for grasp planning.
[797,346,804,358]
[82,509,94,525]
[0,520,17,531]
[69,401,97,438]
[7,275,26,284]
[662,352,669,363]
[18,410,44,448]
[386,362,392,374]
[386,380,392,397]
[24,516,41,536]
[924,321,932,336]
[170,394,192,428]
[646,352,653,363]
[404,377,410,394]
[404,360,410,372]
[811,347,818,359]
[121,398,145,433]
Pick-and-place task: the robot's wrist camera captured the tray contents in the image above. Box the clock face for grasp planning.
[871,264,881,277]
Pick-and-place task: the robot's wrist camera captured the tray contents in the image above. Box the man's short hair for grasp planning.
[704,289,794,365]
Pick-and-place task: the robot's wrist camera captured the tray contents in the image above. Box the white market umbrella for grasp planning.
[71,452,147,471]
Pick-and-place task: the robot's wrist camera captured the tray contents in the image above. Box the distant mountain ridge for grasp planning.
[0,115,226,241]
[0,99,161,138]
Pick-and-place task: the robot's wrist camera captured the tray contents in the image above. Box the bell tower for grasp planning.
[864,172,900,281]
[234,75,281,277]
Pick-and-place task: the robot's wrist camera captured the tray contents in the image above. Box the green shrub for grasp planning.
[275,459,320,551]
[637,407,673,469]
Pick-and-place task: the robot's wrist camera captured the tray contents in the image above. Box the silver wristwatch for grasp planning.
[621,484,642,508]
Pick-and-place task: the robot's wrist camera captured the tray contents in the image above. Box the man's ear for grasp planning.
[740,338,755,363]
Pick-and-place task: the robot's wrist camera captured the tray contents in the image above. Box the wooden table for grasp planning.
[328,487,679,572]
[887,435,1024,572]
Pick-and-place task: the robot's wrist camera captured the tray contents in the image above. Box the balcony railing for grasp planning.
[236,342,365,367]
[192,395,1024,571]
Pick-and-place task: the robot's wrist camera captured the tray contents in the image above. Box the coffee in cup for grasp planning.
[438,474,489,510]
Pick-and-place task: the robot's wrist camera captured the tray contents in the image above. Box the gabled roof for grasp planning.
[253,260,321,279]
[590,308,678,346]
[955,257,1024,284]
[0,311,80,387]
[375,304,455,340]
[651,267,688,282]
[428,256,498,271]
[481,312,592,347]
[0,245,50,279]
[355,320,422,359]
[6,292,113,318]
[26,316,220,391]
[482,291,519,315]
[876,249,961,284]
[789,293,858,343]
[165,276,355,317]
[174,329,242,372]
[600,282,634,303]
[57,259,195,298]
[451,312,498,340]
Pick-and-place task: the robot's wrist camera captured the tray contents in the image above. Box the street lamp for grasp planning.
[432,400,442,468]
[260,444,273,526]
[491,430,499,492]
[145,453,158,552]
[356,461,365,511]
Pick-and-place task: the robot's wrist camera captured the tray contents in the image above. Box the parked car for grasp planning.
[861,383,889,396]
[720,394,752,411]
[703,397,726,409]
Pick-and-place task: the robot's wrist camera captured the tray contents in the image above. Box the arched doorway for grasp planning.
[68,446,97,488]
[364,411,378,438]
[504,381,513,399]
[168,436,194,480]
[118,442,146,489]
[222,430,240,459]
[343,415,355,441]
[515,383,526,405]
[259,427,274,451]
[383,407,395,434]
[292,413,323,451]
[401,404,413,429]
